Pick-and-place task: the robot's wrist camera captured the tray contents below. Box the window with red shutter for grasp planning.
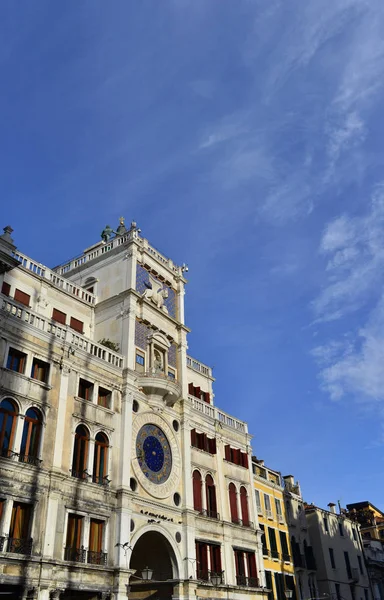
[247,552,257,581]
[225,445,231,461]
[208,437,217,454]
[193,470,202,512]
[52,308,66,325]
[241,452,249,468]
[14,289,30,307]
[1,282,10,296]
[205,474,217,518]
[240,486,249,526]
[210,544,222,574]
[70,317,84,334]
[188,383,194,395]
[191,429,197,448]
[196,542,209,581]
[229,483,239,523]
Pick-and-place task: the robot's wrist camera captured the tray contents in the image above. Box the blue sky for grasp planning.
[1,0,384,510]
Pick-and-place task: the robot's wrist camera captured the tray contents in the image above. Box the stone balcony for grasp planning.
[137,370,182,407]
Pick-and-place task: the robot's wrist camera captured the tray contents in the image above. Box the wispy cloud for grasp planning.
[312,185,384,404]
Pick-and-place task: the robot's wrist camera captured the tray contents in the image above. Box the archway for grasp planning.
[129,531,178,600]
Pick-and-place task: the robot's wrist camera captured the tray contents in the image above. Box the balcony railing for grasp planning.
[70,468,90,481]
[199,509,220,520]
[0,449,42,467]
[7,538,33,555]
[187,356,212,378]
[92,475,111,487]
[188,396,247,433]
[1,295,124,369]
[64,546,86,562]
[265,509,273,519]
[87,550,108,565]
[236,575,259,587]
[197,570,225,584]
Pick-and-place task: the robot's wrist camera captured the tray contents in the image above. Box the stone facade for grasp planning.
[0,223,267,600]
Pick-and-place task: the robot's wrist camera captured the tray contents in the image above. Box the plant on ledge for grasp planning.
[98,338,120,352]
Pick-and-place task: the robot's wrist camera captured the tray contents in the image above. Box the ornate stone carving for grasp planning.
[143,273,168,313]
[50,590,65,600]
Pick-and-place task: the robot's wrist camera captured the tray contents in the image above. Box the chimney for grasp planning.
[328,503,336,514]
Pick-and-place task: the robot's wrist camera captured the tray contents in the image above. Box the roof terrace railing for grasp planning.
[1,295,123,369]
[11,251,96,305]
[188,396,246,433]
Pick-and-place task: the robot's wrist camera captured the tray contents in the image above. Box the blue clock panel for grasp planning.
[136,424,172,484]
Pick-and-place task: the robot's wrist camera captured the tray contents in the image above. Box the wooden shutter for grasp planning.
[191,429,197,447]
[241,452,248,468]
[192,471,202,511]
[52,308,66,325]
[205,392,210,404]
[1,282,10,296]
[240,486,249,526]
[224,445,231,461]
[188,383,194,395]
[229,483,238,523]
[14,289,30,307]
[209,437,216,454]
[197,542,208,579]
[247,552,257,579]
[210,545,222,573]
[194,386,201,398]
[70,317,84,334]
[206,475,217,514]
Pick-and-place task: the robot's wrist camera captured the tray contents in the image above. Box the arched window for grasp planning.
[205,474,217,519]
[0,399,18,457]
[20,408,42,463]
[71,425,89,479]
[229,483,239,523]
[93,432,109,484]
[193,470,202,512]
[240,486,249,526]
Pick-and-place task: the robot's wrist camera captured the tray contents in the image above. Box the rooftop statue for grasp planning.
[100,224,116,242]
[116,216,127,236]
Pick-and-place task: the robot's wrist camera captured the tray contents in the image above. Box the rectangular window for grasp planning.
[7,347,27,373]
[135,350,145,373]
[329,548,336,569]
[191,429,216,454]
[352,528,357,541]
[274,573,285,600]
[97,387,111,409]
[285,575,297,600]
[168,369,176,379]
[8,502,32,553]
[31,358,49,383]
[246,552,258,586]
[70,317,84,334]
[65,514,84,561]
[88,519,105,564]
[275,498,282,516]
[265,571,274,600]
[210,544,222,575]
[344,551,352,579]
[335,584,341,600]
[52,308,66,325]
[78,378,93,401]
[357,555,364,575]
[264,494,272,517]
[234,549,246,585]
[323,517,329,533]
[279,531,290,561]
[14,289,30,307]
[364,590,369,600]
[268,527,279,559]
[224,445,248,467]
[339,522,344,536]
[260,524,268,556]
[255,490,262,514]
[1,281,10,296]
[196,541,209,581]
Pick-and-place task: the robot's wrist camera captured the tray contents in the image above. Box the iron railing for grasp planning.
[197,570,225,584]
[0,537,5,552]
[7,538,33,555]
[87,550,108,565]
[199,509,220,520]
[70,469,90,481]
[92,475,111,487]
[236,575,259,587]
[64,546,86,562]
[0,449,42,466]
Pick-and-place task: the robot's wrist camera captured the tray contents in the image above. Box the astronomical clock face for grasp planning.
[132,412,181,499]
[136,424,172,484]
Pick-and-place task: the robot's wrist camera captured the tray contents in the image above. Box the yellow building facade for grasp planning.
[253,459,298,600]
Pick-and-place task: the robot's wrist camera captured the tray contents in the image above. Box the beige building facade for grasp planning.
[0,221,267,600]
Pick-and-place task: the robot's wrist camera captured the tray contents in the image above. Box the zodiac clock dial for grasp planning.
[136,424,172,484]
